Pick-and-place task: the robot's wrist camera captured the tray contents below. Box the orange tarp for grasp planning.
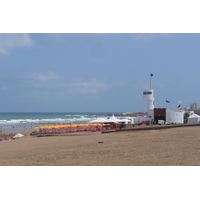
[34,123,112,130]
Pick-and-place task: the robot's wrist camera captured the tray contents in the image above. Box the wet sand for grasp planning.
[0,126,200,166]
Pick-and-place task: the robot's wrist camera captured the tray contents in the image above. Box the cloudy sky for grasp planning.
[0,33,200,112]
[1,0,200,113]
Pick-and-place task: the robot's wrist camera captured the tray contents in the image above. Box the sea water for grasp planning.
[0,112,120,132]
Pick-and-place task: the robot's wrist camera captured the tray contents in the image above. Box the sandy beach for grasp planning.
[0,126,200,166]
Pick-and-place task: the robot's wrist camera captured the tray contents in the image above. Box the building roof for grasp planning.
[188,113,200,119]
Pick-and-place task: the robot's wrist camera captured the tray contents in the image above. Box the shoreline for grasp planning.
[0,112,135,133]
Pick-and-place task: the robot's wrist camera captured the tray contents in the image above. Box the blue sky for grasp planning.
[0,33,200,112]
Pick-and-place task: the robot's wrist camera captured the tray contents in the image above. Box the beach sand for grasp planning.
[0,126,200,166]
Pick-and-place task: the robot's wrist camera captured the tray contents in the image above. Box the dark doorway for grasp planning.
[155,116,166,123]
[154,108,166,123]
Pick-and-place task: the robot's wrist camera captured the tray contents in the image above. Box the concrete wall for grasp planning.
[128,117,137,124]
[154,108,166,123]
[117,117,136,124]
[143,89,154,118]
[188,117,200,124]
[166,110,184,124]
[136,116,152,123]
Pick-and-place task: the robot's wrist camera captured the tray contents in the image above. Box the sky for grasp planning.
[0,33,200,112]
[1,0,200,113]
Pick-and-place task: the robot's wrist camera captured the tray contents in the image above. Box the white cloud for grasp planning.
[29,71,63,82]
[132,33,172,41]
[110,80,127,86]
[133,80,148,90]
[45,33,107,42]
[24,71,65,89]
[0,33,35,55]
[45,33,67,41]
[24,72,107,94]
[70,79,108,94]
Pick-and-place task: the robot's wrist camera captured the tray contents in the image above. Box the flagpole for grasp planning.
[166,100,171,110]
[150,76,152,89]
[150,73,153,89]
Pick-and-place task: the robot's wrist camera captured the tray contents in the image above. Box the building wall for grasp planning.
[143,89,154,118]
[129,117,137,124]
[166,110,184,124]
[154,108,166,123]
[136,116,152,123]
[188,117,200,124]
[190,102,198,110]
[118,117,136,124]
[185,111,194,116]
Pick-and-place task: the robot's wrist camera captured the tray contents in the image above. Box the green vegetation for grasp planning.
[184,112,189,123]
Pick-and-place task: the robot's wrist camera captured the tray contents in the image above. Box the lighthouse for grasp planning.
[143,74,154,118]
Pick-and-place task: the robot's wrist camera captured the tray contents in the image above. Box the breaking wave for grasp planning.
[0,116,96,126]
[0,112,120,131]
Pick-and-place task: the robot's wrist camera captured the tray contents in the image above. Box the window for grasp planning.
[143,92,152,95]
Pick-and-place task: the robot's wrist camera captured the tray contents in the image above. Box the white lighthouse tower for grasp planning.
[143,74,154,118]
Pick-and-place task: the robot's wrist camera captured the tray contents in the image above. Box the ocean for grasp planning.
[0,112,121,132]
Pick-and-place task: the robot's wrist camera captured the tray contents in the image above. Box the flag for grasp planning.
[178,100,182,105]
[166,100,170,103]
[177,100,182,108]
[150,73,153,77]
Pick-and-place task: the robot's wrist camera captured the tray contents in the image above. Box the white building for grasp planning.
[166,109,184,124]
[143,74,154,119]
[188,113,200,124]
[142,74,185,124]
[190,102,198,110]
[143,89,154,119]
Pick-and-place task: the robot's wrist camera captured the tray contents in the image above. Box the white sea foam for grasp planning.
[65,114,83,117]
[0,113,104,131]
[0,113,110,132]
[0,116,97,126]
